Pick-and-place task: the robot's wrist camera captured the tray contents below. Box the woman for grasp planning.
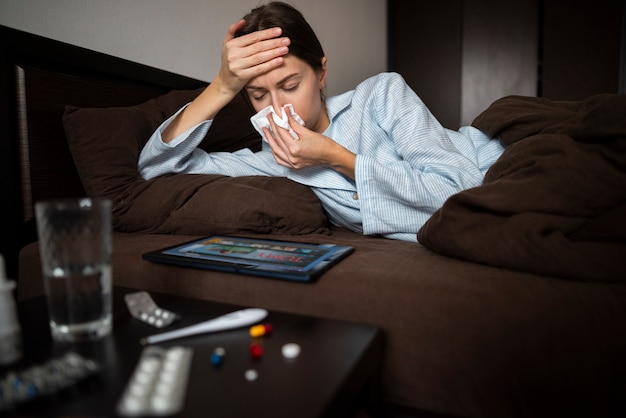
[139,1,505,242]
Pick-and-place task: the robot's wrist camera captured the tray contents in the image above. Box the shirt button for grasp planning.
[352,192,359,200]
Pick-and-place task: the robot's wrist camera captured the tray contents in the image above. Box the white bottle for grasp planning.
[0,254,22,365]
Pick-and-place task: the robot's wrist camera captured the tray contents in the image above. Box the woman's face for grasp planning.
[245,55,328,134]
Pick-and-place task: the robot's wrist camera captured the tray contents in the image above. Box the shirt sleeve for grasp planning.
[354,73,485,236]
[138,104,286,180]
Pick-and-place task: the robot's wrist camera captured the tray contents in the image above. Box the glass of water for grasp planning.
[35,198,112,343]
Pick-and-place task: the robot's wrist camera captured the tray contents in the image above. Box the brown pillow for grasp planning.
[62,88,328,235]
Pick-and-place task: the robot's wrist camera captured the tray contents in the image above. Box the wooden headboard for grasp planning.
[0,25,207,278]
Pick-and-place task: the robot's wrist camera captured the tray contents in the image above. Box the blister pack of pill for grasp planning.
[124,291,179,328]
[117,346,193,417]
[0,352,100,412]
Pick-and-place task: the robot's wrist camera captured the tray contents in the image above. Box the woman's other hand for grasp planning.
[265,112,356,179]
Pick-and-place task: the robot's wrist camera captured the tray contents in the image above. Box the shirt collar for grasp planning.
[324,90,354,122]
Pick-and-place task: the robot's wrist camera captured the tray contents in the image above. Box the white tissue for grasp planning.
[250,104,305,142]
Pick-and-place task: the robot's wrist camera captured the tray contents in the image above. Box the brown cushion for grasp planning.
[62,89,328,235]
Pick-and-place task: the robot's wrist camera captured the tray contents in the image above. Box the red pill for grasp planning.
[249,343,264,359]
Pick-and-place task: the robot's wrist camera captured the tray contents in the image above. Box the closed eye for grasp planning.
[246,88,267,101]
[283,83,299,92]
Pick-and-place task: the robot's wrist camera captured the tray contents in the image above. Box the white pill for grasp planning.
[166,347,186,360]
[129,382,149,398]
[123,396,145,413]
[158,369,177,384]
[281,343,301,359]
[134,370,153,385]
[151,395,171,412]
[140,357,160,373]
[155,381,172,396]
[244,369,258,381]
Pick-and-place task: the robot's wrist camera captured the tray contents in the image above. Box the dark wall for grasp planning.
[540,0,623,99]
[388,0,463,129]
[389,0,625,129]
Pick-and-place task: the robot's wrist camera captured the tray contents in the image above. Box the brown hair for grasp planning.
[235,2,325,73]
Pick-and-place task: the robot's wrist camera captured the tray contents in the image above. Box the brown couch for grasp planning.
[3,26,625,418]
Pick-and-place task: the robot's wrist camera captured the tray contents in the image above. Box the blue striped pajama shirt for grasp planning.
[139,72,505,242]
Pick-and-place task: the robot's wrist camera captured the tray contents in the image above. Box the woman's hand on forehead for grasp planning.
[217,20,290,96]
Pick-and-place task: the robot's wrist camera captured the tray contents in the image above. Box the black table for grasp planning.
[3,287,383,417]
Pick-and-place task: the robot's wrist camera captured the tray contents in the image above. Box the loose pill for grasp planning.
[250,343,264,359]
[244,369,258,381]
[249,323,273,338]
[210,347,225,367]
[281,343,301,359]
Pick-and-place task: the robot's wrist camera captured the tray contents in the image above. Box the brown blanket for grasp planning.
[418,94,626,282]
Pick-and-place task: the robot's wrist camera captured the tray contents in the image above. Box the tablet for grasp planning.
[142,236,354,282]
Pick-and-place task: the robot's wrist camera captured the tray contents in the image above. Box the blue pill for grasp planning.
[210,347,226,366]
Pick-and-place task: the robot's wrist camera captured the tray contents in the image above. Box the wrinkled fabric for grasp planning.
[419,94,626,282]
